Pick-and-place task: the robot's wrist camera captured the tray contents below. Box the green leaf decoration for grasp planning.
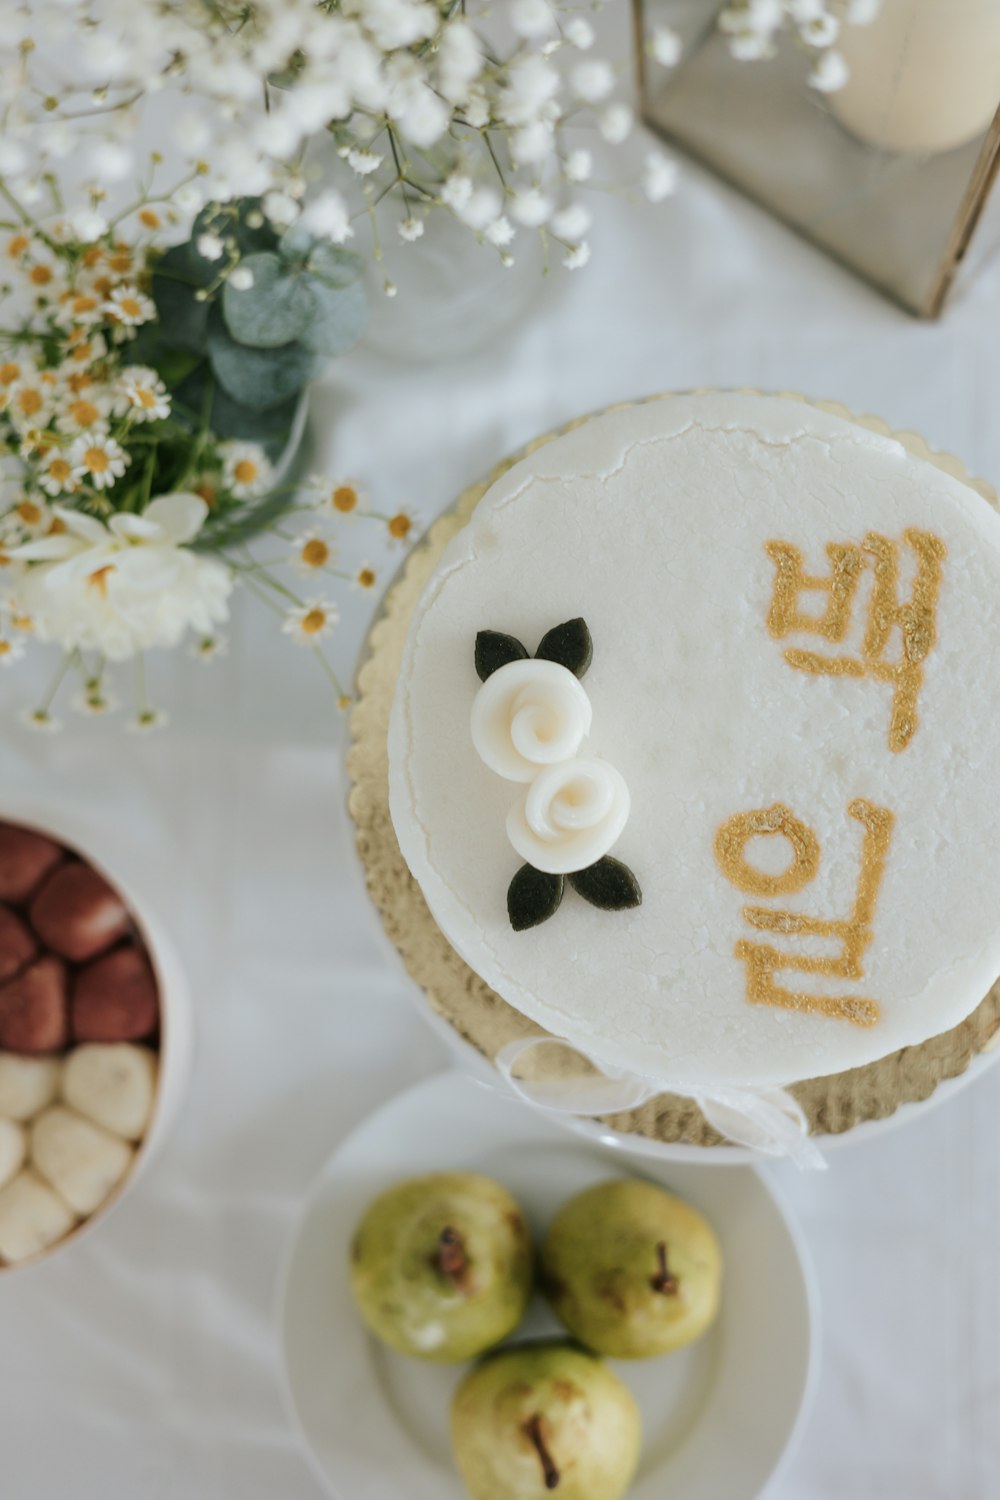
[508,866,565,931]
[475,630,529,681]
[568,857,642,911]
[207,310,314,410]
[222,251,316,349]
[299,277,368,357]
[150,244,213,353]
[279,226,364,288]
[535,618,593,678]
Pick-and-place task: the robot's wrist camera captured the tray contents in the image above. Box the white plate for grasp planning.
[278,1071,818,1500]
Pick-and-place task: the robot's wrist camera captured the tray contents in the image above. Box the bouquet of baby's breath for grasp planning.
[0,196,413,731]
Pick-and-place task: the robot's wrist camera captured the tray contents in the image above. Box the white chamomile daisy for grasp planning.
[105,284,156,327]
[69,431,129,489]
[290,530,337,574]
[312,478,367,519]
[38,450,77,497]
[116,366,170,422]
[127,708,170,735]
[0,634,26,668]
[221,441,272,499]
[282,598,340,646]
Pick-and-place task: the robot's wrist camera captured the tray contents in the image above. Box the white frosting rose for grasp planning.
[506,756,631,874]
[471,658,593,782]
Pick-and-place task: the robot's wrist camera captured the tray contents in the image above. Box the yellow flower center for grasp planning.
[116,295,143,318]
[48,516,67,534]
[47,459,71,484]
[0,640,10,657]
[72,294,98,316]
[83,446,110,473]
[7,235,29,257]
[300,538,329,568]
[194,482,217,507]
[388,512,412,539]
[70,399,101,426]
[357,567,376,589]
[139,210,161,229]
[332,485,358,513]
[11,614,32,632]
[29,265,52,285]
[16,389,43,416]
[17,501,41,524]
[233,458,259,485]
[87,564,115,597]
[301,608,328,636]
[135,386,157,408]
[82,247,103,267]
[66,371,91,394]
[107,252,132,273]
[0,362,21,385]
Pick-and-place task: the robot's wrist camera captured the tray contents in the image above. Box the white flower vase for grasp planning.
[359,208,548,364]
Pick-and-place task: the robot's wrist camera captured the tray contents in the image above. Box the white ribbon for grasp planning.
[495,1036,826,1170]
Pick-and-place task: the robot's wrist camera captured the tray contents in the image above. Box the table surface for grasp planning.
[4,19,1000,1498]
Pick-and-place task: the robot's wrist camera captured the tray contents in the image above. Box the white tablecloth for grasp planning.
[4,19,1000,1495]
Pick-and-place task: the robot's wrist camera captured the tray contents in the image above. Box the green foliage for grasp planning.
[148,196,368,453]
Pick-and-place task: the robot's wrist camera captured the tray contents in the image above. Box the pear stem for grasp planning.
[434,1226,468,1285]
[650,1240,678,1295]
[525,1414,560,1490]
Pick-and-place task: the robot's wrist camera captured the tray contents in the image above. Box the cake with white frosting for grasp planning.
[388,393,1000,1097]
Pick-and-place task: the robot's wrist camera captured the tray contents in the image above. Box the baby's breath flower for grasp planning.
[510,0,556,40]
[809,49,849,90]
[564,17,596,49]
[228,265,254,290]
[347,148,384,176]
[572,60,615,104]
[511,189,553,227]
[484,216,516,248]
[562,242,592,270]
[551,203,592,240]
[563,148,593,184]
[282,598,339,646]
[441,174,474,212]
[598,103,633,144]
[398,217,425,242]
[643,151,679,203]
[196,232,226,262]
[651,26,683,66]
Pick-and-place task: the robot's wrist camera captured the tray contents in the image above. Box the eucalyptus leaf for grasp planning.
[298,277,368,357]
[171,364,300,460]
[207,312,314,410]
[279,227,363,287]
[222,251,316,349]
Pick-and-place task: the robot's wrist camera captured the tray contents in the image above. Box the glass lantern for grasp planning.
[634,0,1000,317]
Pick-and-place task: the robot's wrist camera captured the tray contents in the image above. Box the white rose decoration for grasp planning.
[471,658,592,782]
[506,756,631,874]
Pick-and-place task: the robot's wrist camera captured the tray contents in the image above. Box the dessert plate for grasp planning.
[278,1071,818,1500]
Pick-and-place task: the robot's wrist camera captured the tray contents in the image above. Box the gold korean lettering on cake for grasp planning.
[764,529,947,751]
[715,799,895,1026]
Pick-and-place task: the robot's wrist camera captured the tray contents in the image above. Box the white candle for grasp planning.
[831,0,1000,155]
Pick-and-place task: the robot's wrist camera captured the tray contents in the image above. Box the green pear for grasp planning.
[349,1171,533,1361]
[541,1179,721,1359]
[451,1342,640,1500]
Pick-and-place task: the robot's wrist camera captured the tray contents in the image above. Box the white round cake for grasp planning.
[388,393,1000,1092]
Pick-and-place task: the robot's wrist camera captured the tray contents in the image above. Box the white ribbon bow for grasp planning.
[495,1036,826,1170]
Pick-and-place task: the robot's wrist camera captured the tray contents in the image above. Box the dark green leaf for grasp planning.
[475,630,529,681]
[568,857,642,911]
[535,618,593,678]
[507,865,564,931]
[150,244,213,352]
[222,251,316,349]
[207,311,314,410]
[279,225,364,288]
[299,277,368,356]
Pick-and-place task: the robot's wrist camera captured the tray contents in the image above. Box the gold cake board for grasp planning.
[347,392,1000,1148]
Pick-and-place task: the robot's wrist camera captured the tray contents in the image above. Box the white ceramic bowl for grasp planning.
[279,1071,818,1500]
[0,800,193,1271]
